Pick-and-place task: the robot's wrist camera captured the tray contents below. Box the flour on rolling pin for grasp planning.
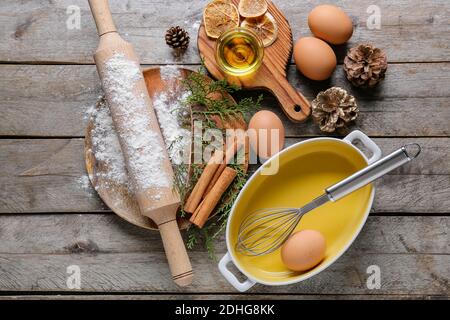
[102,53,170,193]
[88,0,193,287]
[88,66,191,192]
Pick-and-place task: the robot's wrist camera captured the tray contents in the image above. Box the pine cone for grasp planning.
[312,87,359,133]
[165,26,190,50]
[344,44,387,88]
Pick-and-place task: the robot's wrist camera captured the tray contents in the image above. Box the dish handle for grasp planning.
[344,130,382,164]
[218,252,256,292]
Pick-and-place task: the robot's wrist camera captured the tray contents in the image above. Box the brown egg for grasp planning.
[293,37,337,81]
[281,230,326,272]
[308,5,353,45]
[248,110,285,159]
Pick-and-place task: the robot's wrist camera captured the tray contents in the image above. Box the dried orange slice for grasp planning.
[241,13,278,47]
[238,0,268,18]
[203,0,240,39]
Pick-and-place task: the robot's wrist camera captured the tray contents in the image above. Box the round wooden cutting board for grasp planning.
[85,67,248,231]
[198,0,310,122]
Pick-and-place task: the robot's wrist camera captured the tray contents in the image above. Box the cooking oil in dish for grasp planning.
[215,27,264,76]
[228,140,372,283]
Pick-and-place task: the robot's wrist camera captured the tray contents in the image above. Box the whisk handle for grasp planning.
[326,144,421,201]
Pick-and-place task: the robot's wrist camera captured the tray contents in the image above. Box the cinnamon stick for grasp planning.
[204,139,242,195]
[183,150,223,213]
[190,167,237,228]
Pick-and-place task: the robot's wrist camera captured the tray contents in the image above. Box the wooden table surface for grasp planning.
[0,0,449,300]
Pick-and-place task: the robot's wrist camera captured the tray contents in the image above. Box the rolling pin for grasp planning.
[88,0,193,287]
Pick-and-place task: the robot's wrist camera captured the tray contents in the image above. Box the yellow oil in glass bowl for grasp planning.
[215,27,264,76]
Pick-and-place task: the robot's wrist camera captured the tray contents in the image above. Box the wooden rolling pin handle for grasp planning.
[266,76,311,123]
[89,0,193,288]
[88,0,117,36]
[158,219,194,287]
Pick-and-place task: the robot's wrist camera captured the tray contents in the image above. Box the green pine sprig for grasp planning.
[172,66,262,260]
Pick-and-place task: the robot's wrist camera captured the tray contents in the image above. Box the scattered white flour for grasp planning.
[77,175,93,192]
[83,95,103,121]
[86,63,191,193]
[90,99,129,188]
[102,53,170,190]
[153,65,192,166]
[192,21,201,32]
[160,65,181,82]
[184,19,201,33]
[153,90,191,165]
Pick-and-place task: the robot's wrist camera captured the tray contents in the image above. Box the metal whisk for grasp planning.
[236,144,421,256]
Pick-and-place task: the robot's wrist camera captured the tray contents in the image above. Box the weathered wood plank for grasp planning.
[0,214,448,294]
[0,0,449,63]
[0,0,448,298]
[1,294,447,300]
[0,138,449,214]
[0,139,106,213]
[0,252,448,294]
[1,63,449,137]
[0,214,448,255]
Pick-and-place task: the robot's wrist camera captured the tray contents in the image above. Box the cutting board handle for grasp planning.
[158,219,194,287]
[88,0,117,36]
[265,76,311,122]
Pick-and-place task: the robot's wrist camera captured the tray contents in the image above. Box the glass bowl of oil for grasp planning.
[215,27,264,76]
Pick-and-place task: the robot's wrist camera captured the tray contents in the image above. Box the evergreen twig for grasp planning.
[172,66,262,260]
